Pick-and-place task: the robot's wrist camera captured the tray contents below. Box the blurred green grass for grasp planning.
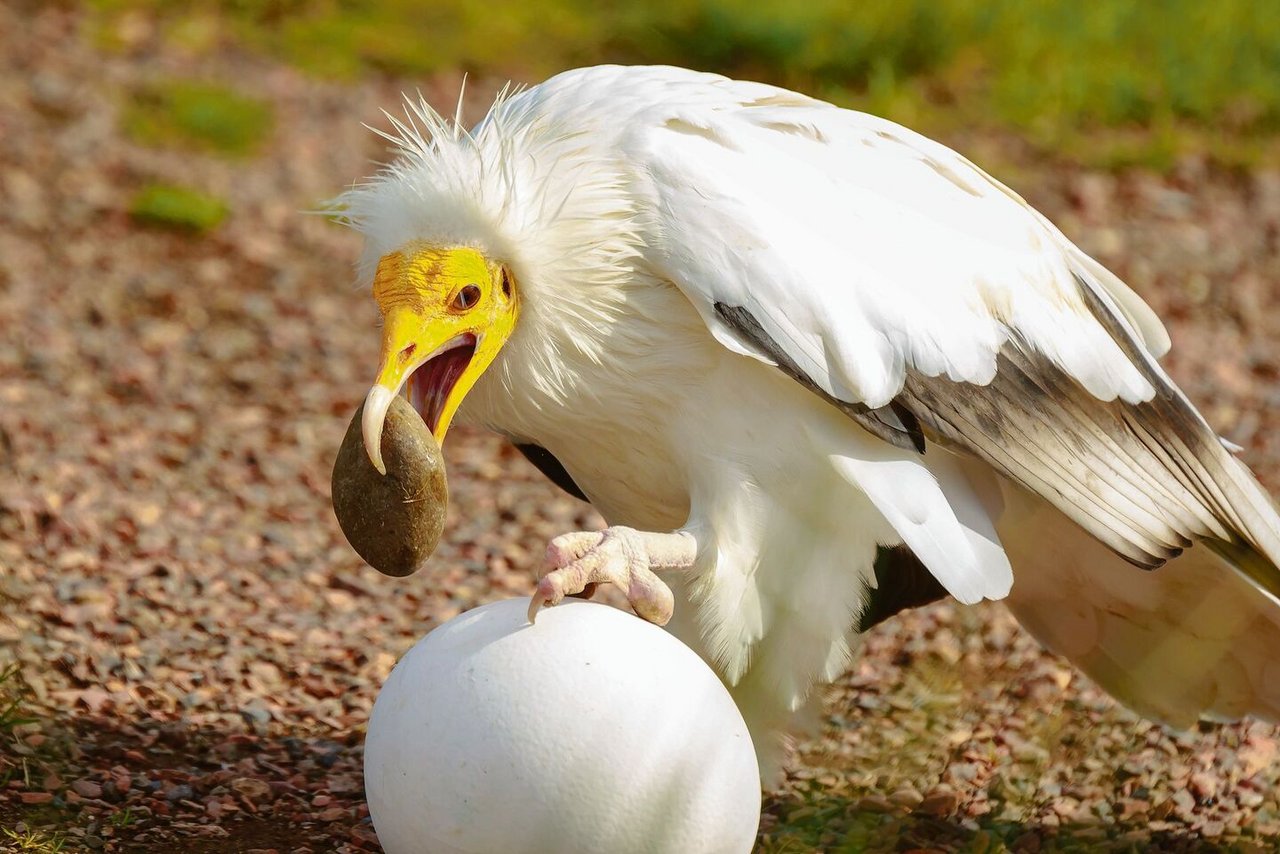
[122,80,273,155]
[90,0,1280,168]
[129,183,230,231]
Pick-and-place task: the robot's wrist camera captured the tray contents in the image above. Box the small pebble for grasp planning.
[72,779,103,799]
[855,794,894,813]
[916,790,959,816]
[164,784,194,803]
[889,787,923,808]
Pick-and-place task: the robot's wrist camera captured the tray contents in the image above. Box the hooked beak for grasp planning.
[360,247,517,474]
[361,324,479,473]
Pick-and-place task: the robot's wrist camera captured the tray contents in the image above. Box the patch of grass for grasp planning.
[0,826,67,853]
[122,80,273,156]
[130,183,229,232]
[88,0,1280,168]
[0,662,35,734]
[108,806,135,829]
[761,798,907,853]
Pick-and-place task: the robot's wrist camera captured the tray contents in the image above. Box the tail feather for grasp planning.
[976,272,1280,725]
[1204,455,1280,608]
[998,484,1280,727]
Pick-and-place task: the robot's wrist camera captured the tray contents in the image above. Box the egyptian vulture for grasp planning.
[337,65,1280,769]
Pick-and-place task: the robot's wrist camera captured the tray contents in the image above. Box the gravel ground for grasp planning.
[2,5,1279,853]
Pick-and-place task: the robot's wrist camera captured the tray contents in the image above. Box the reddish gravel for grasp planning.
[2,5,1279,853]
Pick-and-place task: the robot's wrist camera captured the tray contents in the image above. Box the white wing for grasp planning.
[629,73,1280,605]
[636,78,1169,409]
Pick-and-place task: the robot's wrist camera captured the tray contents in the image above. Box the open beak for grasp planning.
[362,322,477,474]
[360,249,517,475]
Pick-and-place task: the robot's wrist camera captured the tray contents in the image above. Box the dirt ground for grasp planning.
[2,4,1280,853]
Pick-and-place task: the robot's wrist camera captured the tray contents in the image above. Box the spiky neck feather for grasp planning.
[336,84,683,433]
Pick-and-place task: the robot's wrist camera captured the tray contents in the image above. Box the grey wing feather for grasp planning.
[896,274,1280,600]
[714,302,925,452]
[713,275,1280,601]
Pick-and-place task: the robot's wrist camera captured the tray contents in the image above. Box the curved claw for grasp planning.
[527,575,562,624]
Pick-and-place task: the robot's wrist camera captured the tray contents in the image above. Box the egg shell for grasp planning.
[365,597,761,854]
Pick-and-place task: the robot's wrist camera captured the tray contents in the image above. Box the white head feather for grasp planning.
[332,84,670,423]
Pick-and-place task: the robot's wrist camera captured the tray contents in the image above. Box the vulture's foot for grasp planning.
[527,527,697,625]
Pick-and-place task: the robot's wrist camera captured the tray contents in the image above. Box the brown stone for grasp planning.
[331,397,448,577]
[916,789,959,816]
[231,777,273,803]
[72,779,103,799]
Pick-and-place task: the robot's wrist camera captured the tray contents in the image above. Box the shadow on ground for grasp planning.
[1,706,374,852]
[759,788,1264,854]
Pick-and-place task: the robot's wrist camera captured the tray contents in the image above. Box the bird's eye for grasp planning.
[500,268,513,299]
[454,284,482,311]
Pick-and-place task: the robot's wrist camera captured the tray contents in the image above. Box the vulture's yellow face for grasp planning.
[361,245,518,473]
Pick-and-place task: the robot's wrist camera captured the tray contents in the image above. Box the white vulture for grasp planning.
[338,65,1280,770]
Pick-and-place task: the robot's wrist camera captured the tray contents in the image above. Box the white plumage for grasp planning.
[338,66,1280,772]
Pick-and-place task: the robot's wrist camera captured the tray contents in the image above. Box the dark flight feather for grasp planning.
[515,443,590,503]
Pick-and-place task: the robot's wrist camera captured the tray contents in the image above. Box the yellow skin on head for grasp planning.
[362,245,518,473]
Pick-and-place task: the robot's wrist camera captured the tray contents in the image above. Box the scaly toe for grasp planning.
[627,567,675,625]
[546,531,604,568]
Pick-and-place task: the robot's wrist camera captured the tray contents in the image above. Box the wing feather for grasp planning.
[641,86,1159,409]
[632,74,1280,591]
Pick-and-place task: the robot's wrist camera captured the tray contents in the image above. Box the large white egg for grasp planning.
[364,597,760,854]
